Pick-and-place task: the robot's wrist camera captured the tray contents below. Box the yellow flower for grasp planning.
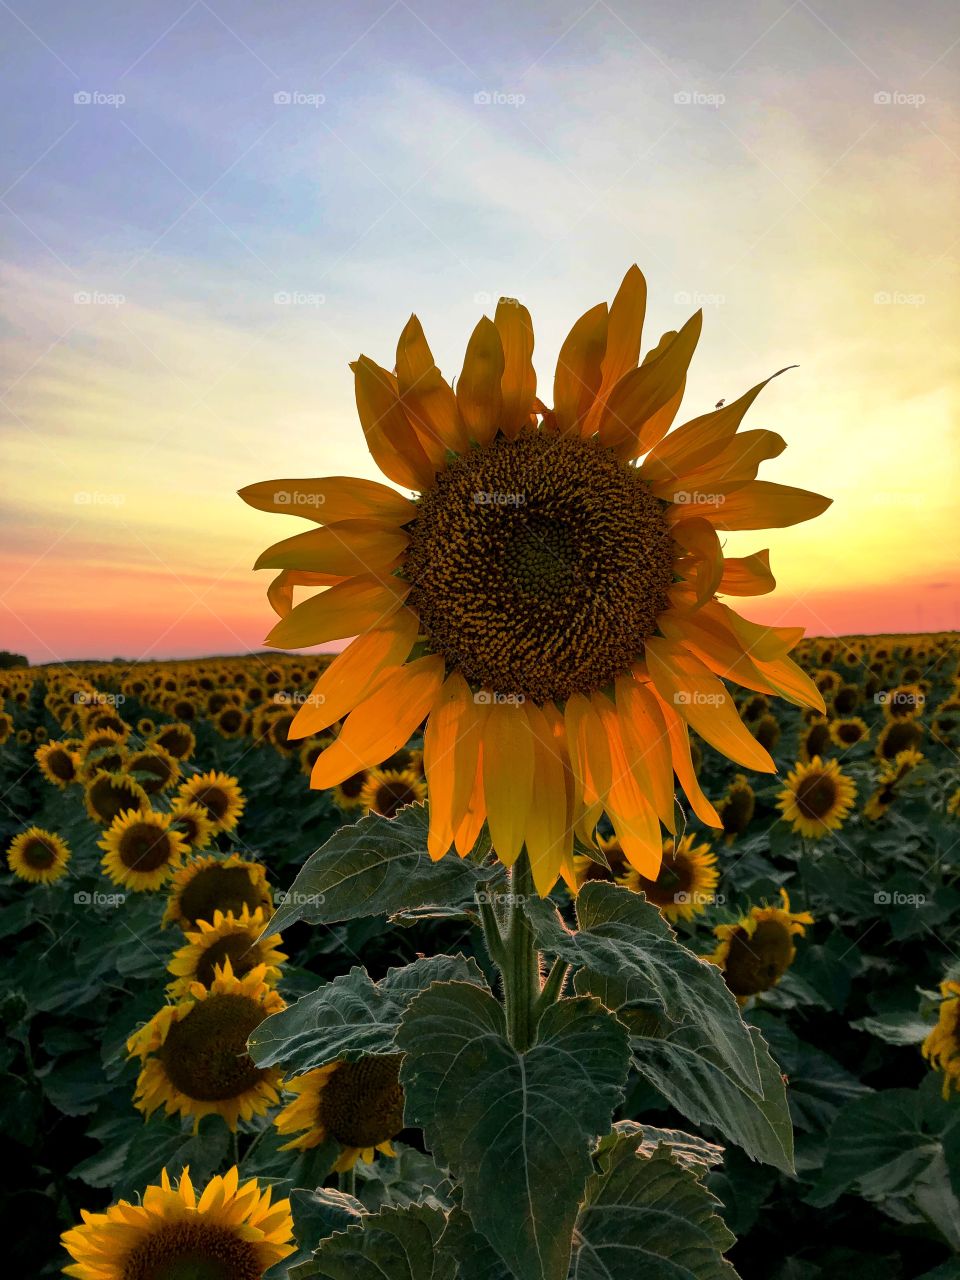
[711,889,813,1003]
[175,770,245,834]
[876,718,923,762]
[166,906,286,996]
[622,833,720,922]
[572,832,632,886]
[332,769,371,811]
[128,961,284,1131]
[829,716,870,748]
[125,744,181,795]
[7,826,71,884]
[716,773,755,842]
[359,767,427,818]
[800,717,833,762]
[163,853,272,930]
[923,981,960,1099]
[99,808,187,891]
[242,267,830,894]
[151,721,196,760]
[776,756,856,839]
[274,1055,405,1170]
[83,771,150,826]
[168,798,216,853]
[35,740,79,788]
[61,1164,294,1280]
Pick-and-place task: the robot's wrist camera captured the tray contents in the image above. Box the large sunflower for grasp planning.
[99,808,187,891]
[711,888,813,1004]
[923,980,960,1099]
[274,1054,405,1170]
[175,770,245,834]
[163,853,272,930]
[128,962,284,1130]
[776,756,856,839]
[623,832,720,922]
[83,771,150,827]
[241,268,829,894]
[7,826,71,884]
[61,1164,294,1280]
[166,906,286,996]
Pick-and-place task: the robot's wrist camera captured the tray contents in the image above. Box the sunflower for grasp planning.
[948,787,960,819]
[332,769,370,810]
[0,711,13,744]
[176,770,245,834]
[752,712,781,753]
[716,773,755,842]
[298,736,334,777]
[831,682,860,716]
[215,705,247,738]
[711,889,813,1004]
[152,721,196,760]
[777,756,856,839]
[84,771,150,826]
[274,1054,405,1170]
[877,718,924,762]
[128,961,284,1130]
[622,833,719,922]
[863,782,897,823]
[99,808,187,891]
[7,826,71,884]
[800,716,833,762]
[61,1164,294,1280]
[922,981,960,1099]
[35,740,78,788]
[166,906,286,996]
[137,716,156,735]
[572,832,632,885]
[126,745,181,795]
[829,716,870,748]
[163,853,272,930]
[881,683,925,720]
[931,698,960,750]
[168,798,216,853]
[359,767,428,818]
[241,267,829,894]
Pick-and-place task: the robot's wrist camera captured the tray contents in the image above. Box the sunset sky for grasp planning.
[2,0,958,664]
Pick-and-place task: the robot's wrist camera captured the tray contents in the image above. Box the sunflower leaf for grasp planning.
[288,1200,455,1280]
[268,803,502,930]
[248,954,487,1073]
[396,980,631,1280]
[526,882,762,1093]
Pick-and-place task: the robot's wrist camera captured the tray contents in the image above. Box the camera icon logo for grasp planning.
[474,690,492,705]
[74,91,92,105]
[274,91,292,105]
[874,890,891,905]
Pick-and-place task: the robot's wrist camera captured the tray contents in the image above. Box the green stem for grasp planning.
[338,1167,357,1197]
[534,955,569,1016]
[239,1123,268,1171]
[501,854,540,1052]
[477,894,506,967]
[231,1130,240,1170]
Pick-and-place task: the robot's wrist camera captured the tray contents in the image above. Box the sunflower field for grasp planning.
[3,271,960,1280]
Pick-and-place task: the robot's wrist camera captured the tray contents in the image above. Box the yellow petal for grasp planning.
[482,700,534,865]
[457,317,504,446]
[653,429,785,499]
[423,672,482,860]
[524,702,570,896]
[647,686,722,828]
[396,315,468,458]
[553,302,608,436]
[310,656,444,787]
[238,476,416,524]
[581,265,647,436]
[255,520,409,576]
[672,517,724,606]
[593,693,664,877]
[667,480,832,531]
[454,748,487,856]
[264,574,410,649]
[353,355,434,491]
[495,298,537,439]
[564,692,611,809]
[599,310,701,454]
[718,549,775,596]
[614,676,676,834]
[267,569,345,618]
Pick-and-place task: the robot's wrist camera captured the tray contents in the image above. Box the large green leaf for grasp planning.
[269,803,502,930]
[290,1201,455,1280]
[526,884,761,1093]
[571,1134,739,1279]
[397,981,631,1280]
[249,955,487,1072]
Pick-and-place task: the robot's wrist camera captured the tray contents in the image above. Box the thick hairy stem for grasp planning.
[501,854,540,1052]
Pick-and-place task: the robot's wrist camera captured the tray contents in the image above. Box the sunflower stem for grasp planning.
[534,955,569,1016]
[231,1130,240,1169]
[501,853,540,1052]
[477,894,506,967]
[338,1167,357,1197]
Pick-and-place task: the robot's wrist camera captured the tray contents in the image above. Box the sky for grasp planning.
[1,0,958,663]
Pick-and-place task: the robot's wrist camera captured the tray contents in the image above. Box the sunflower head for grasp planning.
[573,833,632,886]
[7,826,71,884]
[922,980,960,1100]
[800,717,833,762]
[215,705,247,738]
[274,1053,405,1170]
[777,756,856,839]
[829,716,870,748]
[168,798,216,852]
[152,721,197,760]
[166,906,286,996]
[175,770,245,834]
[84,770,150,826]
[333,769,371,810]
[163,853,272,930]
[61,1164,294,1280]
[126,745,181,796]
[359,767,427,818]
[128,961,285,1130]
[623,833,719,922]
[752,713,781,753]
[99,808,186,891]
[877,717,924,762]
[35,741,79,788]
[711,888,813,1003]
[716,774,756,842]
[0,711,13,744]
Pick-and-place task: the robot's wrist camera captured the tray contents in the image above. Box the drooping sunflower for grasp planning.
[622,833,719,922]
[168,798,216,853]
[877,718,924,763]
[99,808,187,891]
[359,767,428,818]
[800,716,833,762]
[776,756,856,839]
[125,744,181,795]
[751,712,781,753]
[152,721,197,760]
[61,1164,294,1280]
[163,853,272,930]
[241,267,829,894]
[83,770,150,826]
[35,740,79,788]
[711,888,813,1004]
[274,1054,405,1170]
[166,906,286,996]
[716,773,755,842]
[7,826,71,884]
[175,770,245,834]
[922,980,960,1099]
[128,961,284,1130]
